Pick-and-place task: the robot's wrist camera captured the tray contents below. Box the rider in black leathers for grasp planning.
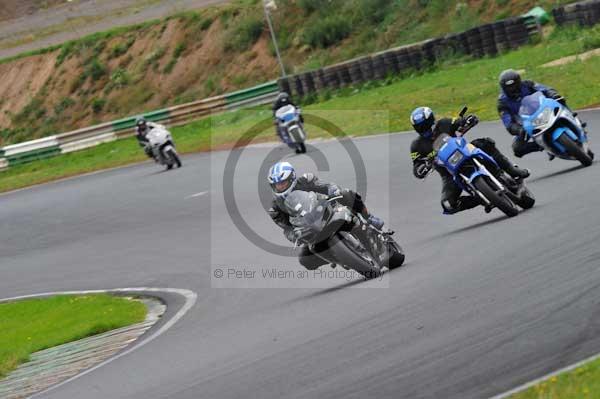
[267,162,384,270]
[409,106,530,214]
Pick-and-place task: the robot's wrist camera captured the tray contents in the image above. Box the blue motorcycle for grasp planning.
[520,91,593,167]
[432,107,535,217]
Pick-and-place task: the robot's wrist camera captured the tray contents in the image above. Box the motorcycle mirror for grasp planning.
[459,106,468,117]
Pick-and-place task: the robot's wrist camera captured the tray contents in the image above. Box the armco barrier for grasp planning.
[553,0,600,26]
[0,81,279,171]
[279,16,539,97]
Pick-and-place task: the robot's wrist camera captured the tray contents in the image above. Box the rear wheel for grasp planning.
[385,240,405,270]
[558,134,593,167]
[473,176,519,217]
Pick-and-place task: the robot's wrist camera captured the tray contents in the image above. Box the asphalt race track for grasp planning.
[1,111,600,399]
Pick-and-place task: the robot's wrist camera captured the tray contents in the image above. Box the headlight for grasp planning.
[448,150,464,166]
[533,108,553,127]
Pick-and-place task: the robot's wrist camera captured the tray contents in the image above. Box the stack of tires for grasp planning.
[278,15,539,98]
[553,0,600,26]
[478,23,498,56]
[492,21,510,53]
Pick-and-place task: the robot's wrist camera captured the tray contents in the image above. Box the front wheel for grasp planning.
[295,143,307,154]
[473,176,519,217]
[558,134,593,167]
[166,148,182,169]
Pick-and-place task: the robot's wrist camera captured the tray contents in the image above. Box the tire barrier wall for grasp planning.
[278,16,540,97]
[553,0,600,26]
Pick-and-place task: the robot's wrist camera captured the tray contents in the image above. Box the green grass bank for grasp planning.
[0,294,147,378]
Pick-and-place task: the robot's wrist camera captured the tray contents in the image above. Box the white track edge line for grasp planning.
[0,287,197,398]
[489,350,600,398]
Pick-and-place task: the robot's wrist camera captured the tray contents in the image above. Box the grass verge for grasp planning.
[0,26,599,193]
[0,294,147,378]
[508,357,600,398]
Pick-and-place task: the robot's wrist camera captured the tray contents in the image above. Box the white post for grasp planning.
[263,0,287,78]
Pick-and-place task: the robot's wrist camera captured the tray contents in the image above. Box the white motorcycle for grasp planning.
[275,105,307,154]
[146,126,182,170]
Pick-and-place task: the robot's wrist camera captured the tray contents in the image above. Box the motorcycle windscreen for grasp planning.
[275,105,296,122]
[519,92,545,117]
[285,191,328,232]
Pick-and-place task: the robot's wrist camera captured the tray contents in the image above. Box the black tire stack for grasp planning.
[553,0,600,26]
[479,23,498,56]
[279,16,539,98]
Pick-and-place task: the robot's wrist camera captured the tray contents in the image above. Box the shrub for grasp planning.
[86,58,108,81]
[350,0,391,25]
[581,26,600,51]
[297,0,322,15]
[302,15,352,48]
[173,42,187,58]
[54,97,76,115]
[91,98,107,114]
[110,68,130,87]
[226,15,264,51]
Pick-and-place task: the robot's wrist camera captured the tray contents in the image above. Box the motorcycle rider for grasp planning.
[497,69,586,159]
[267,161,384,270]
[272,92,303,145]
[135,116,167,158]
[410,106,530,214]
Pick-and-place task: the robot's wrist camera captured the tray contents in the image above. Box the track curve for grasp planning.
[1,111,600,399]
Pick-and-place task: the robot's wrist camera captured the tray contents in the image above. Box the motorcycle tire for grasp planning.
[168,148,183,168]
[330,234,382,279]
[385,240,405,270]
[515,185,535,210]
[473,176,519,217]
[557,134,593,167]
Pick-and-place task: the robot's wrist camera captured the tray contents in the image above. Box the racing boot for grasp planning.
[443,196,480,215]
[493,151,530,179]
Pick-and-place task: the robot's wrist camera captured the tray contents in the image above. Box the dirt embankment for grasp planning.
[0,12,279,144]
[0,0,67,22]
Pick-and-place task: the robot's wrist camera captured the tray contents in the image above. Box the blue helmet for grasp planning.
[268,162,297,198]
[410,107,435,138]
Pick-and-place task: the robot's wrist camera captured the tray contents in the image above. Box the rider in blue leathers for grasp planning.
[497,69,586,159]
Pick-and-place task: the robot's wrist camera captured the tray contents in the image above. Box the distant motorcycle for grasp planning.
[520,91,594,167]
[275,105,307,154]
[284,190,404,278]
[146,126,182,170]
[432,107,535,217]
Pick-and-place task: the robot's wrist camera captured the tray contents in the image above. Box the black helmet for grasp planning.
[499,69,522,100]
[410,107,435,138]
[136,116,147,130]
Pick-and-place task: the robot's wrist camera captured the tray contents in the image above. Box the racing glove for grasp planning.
[414,159,432,179]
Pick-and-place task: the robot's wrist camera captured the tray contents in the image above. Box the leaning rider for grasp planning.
[409,106,529,214]
[267,161,384,270]
[497,69,587,160]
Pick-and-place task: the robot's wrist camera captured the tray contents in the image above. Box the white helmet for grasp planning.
[267,162,297,198]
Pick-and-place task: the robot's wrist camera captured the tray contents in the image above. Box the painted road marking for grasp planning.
[185,191,208,199]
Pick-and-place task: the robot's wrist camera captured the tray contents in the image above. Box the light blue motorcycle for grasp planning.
[520,91,594,167]
[432,107,535,217]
